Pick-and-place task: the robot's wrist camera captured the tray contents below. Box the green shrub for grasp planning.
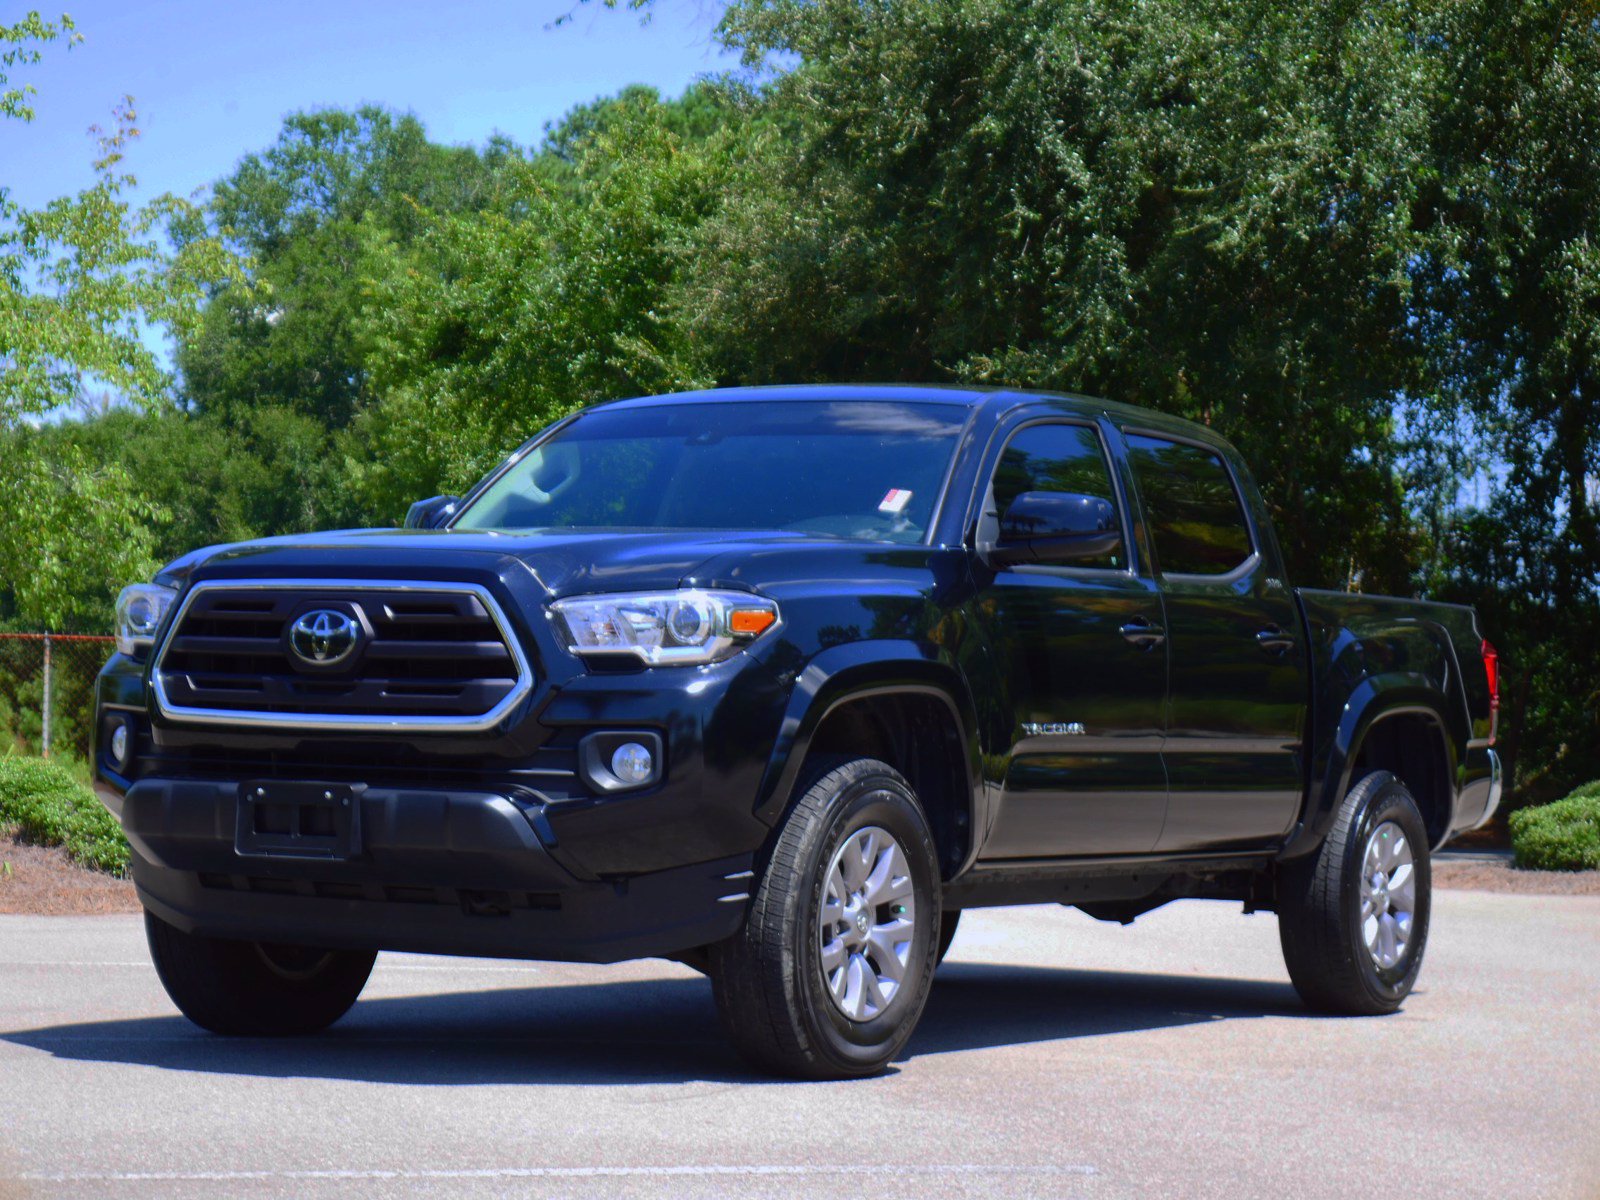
[1509,783,1600,872]
[0,754,129,874]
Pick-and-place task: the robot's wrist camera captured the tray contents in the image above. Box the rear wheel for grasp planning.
[710,757,941,1079]
[1277,771,1432,1014]
[145,910,375,1035]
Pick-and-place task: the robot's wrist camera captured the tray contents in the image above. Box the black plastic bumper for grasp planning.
[110,778,753,963]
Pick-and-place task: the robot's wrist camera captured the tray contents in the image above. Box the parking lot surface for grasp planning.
[2,891,1595,1199]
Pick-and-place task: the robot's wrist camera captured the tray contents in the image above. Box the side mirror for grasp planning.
[988,491,1121,567]
[404,495,462,530]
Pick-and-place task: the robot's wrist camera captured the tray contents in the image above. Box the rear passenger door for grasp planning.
[1120,431,1308,852]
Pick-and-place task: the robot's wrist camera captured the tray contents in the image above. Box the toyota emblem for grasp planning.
[288,609,361,666]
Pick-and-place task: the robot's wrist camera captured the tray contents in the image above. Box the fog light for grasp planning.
[611,742,654,786]
[109,722,130,768]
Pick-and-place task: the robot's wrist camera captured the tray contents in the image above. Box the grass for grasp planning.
[0,754,130,875]
[1509,781,1600,872]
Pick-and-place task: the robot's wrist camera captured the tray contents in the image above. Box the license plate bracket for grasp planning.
[236,780,363,860]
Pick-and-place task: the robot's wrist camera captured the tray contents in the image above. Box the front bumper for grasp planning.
[110,777,752,963]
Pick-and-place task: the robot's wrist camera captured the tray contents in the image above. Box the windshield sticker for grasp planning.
[878,488,913,515]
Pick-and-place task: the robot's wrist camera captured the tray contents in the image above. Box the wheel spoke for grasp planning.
[828,960,849,1003]
[1364,838,1384,877]
[867,920,911,982]
[1388,864,1415,911]
[860,964,888,1015]
[1377,913,1399,966]
[821,937,846,974]
[856,829,878,882]
[1385,836,1407,872]
[824,864,849,909]
[843,954,867,1018]
[838,849,862,890]
[861,842,894,900]
[875,869,914,907]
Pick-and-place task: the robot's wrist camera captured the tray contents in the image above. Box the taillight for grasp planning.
[1482,639,1499,745]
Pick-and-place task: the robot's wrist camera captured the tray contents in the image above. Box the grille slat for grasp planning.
[169,635,283,657]
[154,583,531,726]
[364,639,511,663]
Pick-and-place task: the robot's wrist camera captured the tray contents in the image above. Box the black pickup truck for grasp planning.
[94,385,1502,1078]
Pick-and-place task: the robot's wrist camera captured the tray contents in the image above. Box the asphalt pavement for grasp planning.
[1,891,1595,1199]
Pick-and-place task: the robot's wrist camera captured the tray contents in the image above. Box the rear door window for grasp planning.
[1124,434,1253,576]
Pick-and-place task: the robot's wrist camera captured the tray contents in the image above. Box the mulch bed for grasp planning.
[0,833,138,915]
[1434,857,1600,896]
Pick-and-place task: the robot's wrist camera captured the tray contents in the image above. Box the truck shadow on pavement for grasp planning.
[3,962,1307,1086]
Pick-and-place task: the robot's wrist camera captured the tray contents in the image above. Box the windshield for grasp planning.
[452,400,967,545]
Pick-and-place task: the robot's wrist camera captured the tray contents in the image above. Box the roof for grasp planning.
[594,383,1221,444]
[596,383,993,409]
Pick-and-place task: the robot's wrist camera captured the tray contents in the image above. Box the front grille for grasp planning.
[152,580,533,731]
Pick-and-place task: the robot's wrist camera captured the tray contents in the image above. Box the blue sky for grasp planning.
[3,0,737,209]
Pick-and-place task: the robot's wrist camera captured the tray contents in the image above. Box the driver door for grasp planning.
[971,417,1170,860]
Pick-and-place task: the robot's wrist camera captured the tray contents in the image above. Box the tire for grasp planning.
[709,757,942,1079]
[1277,771,1432,1015]
[145,909,376,1036]
[935,909,962,966]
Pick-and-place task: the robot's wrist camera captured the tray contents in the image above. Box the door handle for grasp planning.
[1120,617,1165,650]
[1256,625,1296,654]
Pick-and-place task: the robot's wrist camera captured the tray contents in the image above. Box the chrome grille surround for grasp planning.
[149,578,535,733]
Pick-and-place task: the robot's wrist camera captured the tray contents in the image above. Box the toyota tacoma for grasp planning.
[94,385,1502,1078]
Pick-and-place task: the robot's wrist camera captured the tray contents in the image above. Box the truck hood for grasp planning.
[159,527,922,599]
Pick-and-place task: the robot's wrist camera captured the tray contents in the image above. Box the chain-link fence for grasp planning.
[0,634,114,762]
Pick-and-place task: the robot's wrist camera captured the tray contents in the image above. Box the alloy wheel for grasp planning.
[818,825,919,1021]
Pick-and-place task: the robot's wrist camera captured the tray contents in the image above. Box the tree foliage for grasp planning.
[1,15,240,422]
[0,12,239,628]
[344,86,732,516]
[701,0,1440,592]
[3,0,1598,800]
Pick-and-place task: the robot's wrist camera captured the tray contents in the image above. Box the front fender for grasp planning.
[752,641,984,845]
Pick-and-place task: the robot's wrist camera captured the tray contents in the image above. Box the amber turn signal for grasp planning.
[730,608,777,636]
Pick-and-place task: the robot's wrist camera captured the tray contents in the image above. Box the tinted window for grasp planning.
[989,422,1122,569]
[453,401,965,545]
[1125,434,1252,575]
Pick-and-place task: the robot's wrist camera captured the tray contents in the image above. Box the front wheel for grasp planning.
[1277,771,1432,1015]
[709,757,941,1079]
[145,910,375,1035]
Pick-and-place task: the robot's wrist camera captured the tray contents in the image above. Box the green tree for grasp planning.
[695,0,1437,591]
[0,12,239,629]
[11,0,1598,807]
[342,87,734,518]
[2,15,238,423]
[0,431,163,629]
[1412,0,1600,799]
[174,107,520,432]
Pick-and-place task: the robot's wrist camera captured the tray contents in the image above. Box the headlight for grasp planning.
[551,589,779,666]
[115,582,178,658]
